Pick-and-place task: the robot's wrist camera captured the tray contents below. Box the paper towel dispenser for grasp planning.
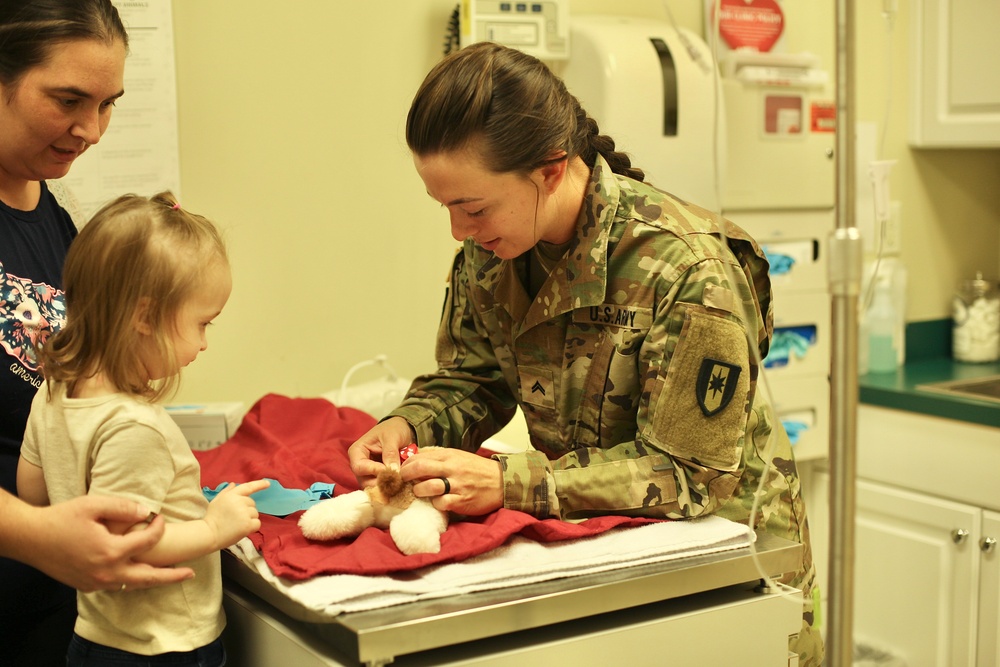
[559,15,723,211]
[649,37,679,136]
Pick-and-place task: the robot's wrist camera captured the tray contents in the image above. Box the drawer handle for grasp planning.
[983,537,997,554]
[952,529,970,545]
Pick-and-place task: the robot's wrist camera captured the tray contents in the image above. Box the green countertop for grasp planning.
[859,320,1000,429]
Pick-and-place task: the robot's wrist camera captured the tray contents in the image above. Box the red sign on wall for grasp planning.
[811,102,837,133]
[764,94,803,135]
[715,0,785,53]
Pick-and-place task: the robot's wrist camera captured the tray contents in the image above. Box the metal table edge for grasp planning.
[222,531,802,664]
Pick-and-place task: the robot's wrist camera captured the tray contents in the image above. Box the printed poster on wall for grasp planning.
[59,0,180,220]
[703,0,786,56]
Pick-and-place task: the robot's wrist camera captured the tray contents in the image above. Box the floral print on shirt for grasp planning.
[0,262,65,371]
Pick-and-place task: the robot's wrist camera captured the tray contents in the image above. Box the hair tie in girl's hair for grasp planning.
[171,203,181,210]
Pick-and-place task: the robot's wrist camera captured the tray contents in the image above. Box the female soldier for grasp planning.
[348,42,822,665]
[1,2,191,661]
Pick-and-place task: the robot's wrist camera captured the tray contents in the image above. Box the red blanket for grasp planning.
[196,394,658,580]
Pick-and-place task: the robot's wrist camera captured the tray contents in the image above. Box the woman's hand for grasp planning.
[347,417,415,487]
[7,494,195,592]
[400,447,504,516]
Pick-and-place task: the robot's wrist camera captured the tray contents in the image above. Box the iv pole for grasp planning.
[828,0,862,664]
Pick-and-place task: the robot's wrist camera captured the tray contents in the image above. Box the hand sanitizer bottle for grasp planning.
[867,279,898,373]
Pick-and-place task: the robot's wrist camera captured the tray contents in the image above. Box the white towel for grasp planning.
[229,515,755,616]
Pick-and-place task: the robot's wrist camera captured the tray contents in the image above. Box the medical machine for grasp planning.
[459,0,570,61]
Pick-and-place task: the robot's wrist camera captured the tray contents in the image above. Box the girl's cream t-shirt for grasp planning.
[21,380,224,655]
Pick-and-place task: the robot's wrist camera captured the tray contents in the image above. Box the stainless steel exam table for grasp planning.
[220,532,804,666]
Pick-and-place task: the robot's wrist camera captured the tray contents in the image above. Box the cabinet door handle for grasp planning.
[952,529,970,544]
[982,537,997,554]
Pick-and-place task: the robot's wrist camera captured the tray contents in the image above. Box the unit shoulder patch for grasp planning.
[696,358,742,417]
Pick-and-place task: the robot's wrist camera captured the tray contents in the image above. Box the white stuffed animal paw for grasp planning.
[389,496,448,555]
[298,489,375,540]
[298,466,448,555]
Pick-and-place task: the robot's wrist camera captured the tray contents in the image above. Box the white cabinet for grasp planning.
[980,510,1000,667]
[806,405,1000,666]
[909,0,1000,147]
[813,472,981,666]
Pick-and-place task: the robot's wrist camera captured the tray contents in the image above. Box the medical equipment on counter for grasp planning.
[165,402,245,451]
[458,0,569,61]
[559,16,723,211]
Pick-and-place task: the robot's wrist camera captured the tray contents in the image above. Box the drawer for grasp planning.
[763,290,831,378]
[858,405,1000,512]
[765,374,829,462]
[728,208,834,293]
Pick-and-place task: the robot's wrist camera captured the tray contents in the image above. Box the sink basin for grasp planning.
[917,375,1000,405]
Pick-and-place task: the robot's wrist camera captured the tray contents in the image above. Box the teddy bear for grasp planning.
[298,462,449,555]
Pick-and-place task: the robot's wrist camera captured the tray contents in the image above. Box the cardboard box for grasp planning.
[165,402,245,451]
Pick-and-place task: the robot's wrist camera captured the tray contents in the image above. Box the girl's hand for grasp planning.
[203,479,269,549]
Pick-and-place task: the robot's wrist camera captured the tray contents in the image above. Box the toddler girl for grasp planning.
[16,192,268,666]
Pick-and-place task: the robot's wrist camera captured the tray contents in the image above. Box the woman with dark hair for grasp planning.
[0,2,191,662]
[349,42,823,665]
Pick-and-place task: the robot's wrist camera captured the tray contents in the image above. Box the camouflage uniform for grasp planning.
[390,156,823,665]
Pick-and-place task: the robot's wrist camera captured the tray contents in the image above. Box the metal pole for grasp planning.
[828,1,863,665]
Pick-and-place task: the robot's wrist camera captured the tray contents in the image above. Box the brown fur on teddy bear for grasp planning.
[368,466,413,507]
[299,464,449,554]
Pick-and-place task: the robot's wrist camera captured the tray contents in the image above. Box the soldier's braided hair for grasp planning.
[407,41,644,183]
[572,105,645,183]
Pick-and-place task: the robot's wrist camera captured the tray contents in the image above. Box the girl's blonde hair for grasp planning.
[40,191,228,401]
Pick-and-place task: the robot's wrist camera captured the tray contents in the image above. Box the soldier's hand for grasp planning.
[401,447,503,516]
[347,417,413,487]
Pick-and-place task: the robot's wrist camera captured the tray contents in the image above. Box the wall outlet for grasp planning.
[882,200,902,254]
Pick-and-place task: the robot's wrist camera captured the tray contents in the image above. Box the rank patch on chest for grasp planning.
[696,358,742,417]
[519,367,556,410]
[574,304,651,330]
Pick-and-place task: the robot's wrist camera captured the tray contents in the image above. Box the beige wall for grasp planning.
[171,1,461,406]
[851,1,1000,321]
[170,1,1000,407]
